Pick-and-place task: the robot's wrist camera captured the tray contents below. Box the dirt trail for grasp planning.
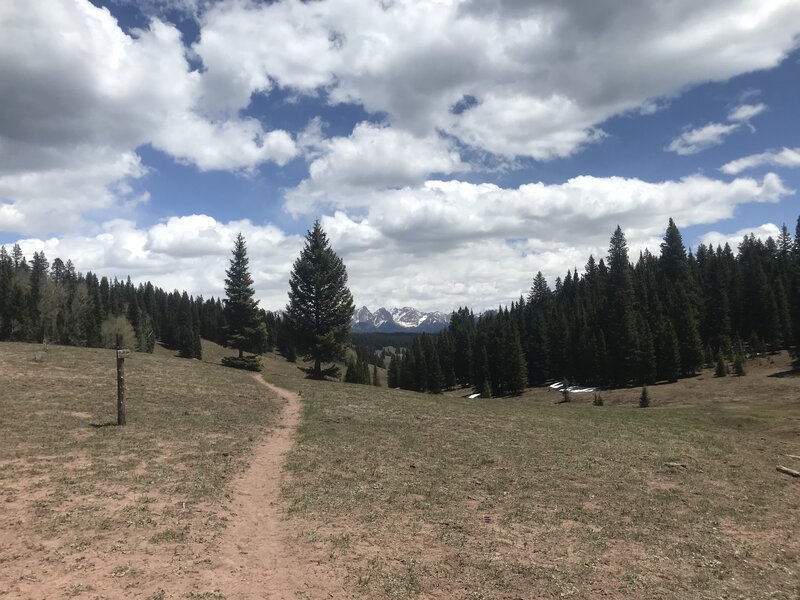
[202,374,345,599]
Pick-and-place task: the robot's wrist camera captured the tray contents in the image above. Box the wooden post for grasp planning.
[116,334,126,426]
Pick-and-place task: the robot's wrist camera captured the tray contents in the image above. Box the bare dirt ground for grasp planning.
[201,375,346,599]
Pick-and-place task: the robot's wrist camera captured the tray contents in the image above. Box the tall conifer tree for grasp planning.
[223,234,267,358]
[286,221,354,379]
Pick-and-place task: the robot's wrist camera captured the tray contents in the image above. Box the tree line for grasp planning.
[4,215,798,393]
[0,243,272,360]
[389,217,800,396]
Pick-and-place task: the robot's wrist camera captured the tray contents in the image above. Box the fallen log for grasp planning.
[784,454,800,461]
[776,465,800,478]
[664,462,688,469]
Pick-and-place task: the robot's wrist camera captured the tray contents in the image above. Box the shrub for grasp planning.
[560,379,571,403]
[100,315,137,350]
[284,345,297,363]
[639,385,650,408]
[221,355,262,372]
[592,393,603,406]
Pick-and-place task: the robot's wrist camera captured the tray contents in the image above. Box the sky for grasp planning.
[1,0,799,313]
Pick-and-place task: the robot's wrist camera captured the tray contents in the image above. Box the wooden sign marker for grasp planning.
[116,334,128,426]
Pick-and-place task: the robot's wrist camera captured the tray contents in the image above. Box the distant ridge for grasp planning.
[351,306,450,333]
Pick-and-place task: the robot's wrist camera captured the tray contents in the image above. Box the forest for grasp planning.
[387,218,800,395]
[1,216,798,396]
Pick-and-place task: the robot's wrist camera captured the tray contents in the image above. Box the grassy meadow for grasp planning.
[1,339,799,599]
[266,351,800,600]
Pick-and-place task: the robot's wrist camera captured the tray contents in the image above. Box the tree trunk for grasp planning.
[239,348,243,359]
[314,358,321,379]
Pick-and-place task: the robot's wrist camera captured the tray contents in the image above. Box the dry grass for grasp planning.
[269,351,800,599]
[3,339,799,599]
[0,340,279,599]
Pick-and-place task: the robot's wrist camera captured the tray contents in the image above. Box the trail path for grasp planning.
[202,374,344,599]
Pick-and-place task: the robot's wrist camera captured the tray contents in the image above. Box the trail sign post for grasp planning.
[115,334,128,426]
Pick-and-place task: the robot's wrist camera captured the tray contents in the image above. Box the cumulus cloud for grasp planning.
[287,121,468,214]
[700,223,782,249]
[194,0,800,161]
[0,150,148,236]
[0,1,298,235]
[15,216,305,309]
[721,147,800,175]
[10,172,789,313]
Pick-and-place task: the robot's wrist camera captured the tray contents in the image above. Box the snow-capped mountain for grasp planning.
[351,306,450,333]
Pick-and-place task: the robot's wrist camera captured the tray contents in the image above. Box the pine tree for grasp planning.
[606,226,639,385]
[387,354,399,388]
[714,354,728,377]
[178,292,196,359]
[660,220,703,375]
[373,364,381,386]
[475,343,491,397]
[507,326,528,395]
[223,234,267,359]
[286,222,354,379]
[639,385,650,408]
[423,334,443,394]
[657,318,681,383]
[733,352,746,376]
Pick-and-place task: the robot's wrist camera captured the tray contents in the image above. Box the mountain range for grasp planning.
[351,306,450,333]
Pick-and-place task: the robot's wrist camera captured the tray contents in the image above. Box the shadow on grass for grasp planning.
[769,368,800,378]
[90,421,119,428]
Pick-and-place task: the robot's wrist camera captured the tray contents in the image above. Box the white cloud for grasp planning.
[194,0,800,160]
[0,151,148,236]
[667,122,740,155]
[728,102,767,122]
[667,99,768,155]
[287,121,468,214]
[700,223,782,249]
[721,147,800,175]
[0,0,298,235]
[15,216,305,309]
[11,172,788,313]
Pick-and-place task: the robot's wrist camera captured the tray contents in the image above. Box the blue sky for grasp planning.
[1,0,799,311]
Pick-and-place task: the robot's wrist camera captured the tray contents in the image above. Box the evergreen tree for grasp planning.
[639,385,650,408]
[223,234,267,358]
[507,326,528,395]
[474,343,491,397]
[286,222,354,379]
[714,354,728,377]
[372,364,380,387]
[733,352,746,376]
[657,319,681,383]
[606,226,639,385]
[660,220,703,375]
[178,292,196,358]
[388,354,400,388]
